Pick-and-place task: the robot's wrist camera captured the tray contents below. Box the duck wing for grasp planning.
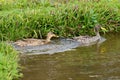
[15,39,46,46]
[73,35,90,40]
[23,38,40,41]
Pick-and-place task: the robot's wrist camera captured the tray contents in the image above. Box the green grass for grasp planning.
[0,42,22,80]
[0,0,120,79]
[0,0,120,40]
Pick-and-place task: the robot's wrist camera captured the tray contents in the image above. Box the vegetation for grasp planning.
[0,0,120,79]
[0,42,22,80]
[0,0,120,41]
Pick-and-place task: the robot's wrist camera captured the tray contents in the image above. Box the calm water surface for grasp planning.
[20,33,120,80]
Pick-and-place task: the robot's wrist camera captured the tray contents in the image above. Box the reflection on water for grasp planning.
[20,33,120,80]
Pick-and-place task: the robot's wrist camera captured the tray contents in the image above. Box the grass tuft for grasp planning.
[0,42,22,80]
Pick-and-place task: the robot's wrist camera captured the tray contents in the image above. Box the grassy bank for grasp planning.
[0,42,21,80]
[0,0,120,41]
[0,0,120,79]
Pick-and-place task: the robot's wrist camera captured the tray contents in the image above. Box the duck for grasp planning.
[73,24,102,44]
[14,32,59,47]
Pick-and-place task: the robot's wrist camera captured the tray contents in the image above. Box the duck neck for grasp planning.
[96,32,100,37]
[45,36,52,43]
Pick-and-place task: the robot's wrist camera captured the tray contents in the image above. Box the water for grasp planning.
[13,37,106,55]
[20,33,120,80]
[13,38,81,55]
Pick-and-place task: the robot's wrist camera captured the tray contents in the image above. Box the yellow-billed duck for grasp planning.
[73,24,102,44]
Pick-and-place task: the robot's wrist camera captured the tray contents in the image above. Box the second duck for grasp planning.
[73,24,102,44]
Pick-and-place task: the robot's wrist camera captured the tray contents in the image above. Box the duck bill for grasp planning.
[100,27,108,32]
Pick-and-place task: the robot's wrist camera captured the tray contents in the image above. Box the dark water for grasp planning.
[20,33,120,80]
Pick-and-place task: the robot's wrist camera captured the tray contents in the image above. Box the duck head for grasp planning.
[46,32,59,42]
[94,24,101,32]
[94,24,101,36]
